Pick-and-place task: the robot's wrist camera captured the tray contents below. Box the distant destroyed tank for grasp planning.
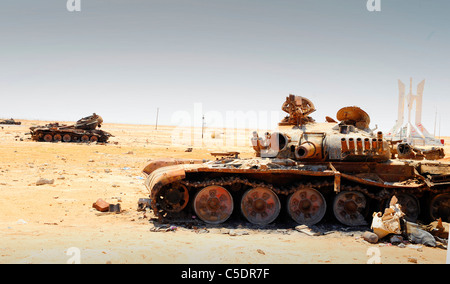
[142,95,450,227]
[0,118,21,125]
[28,113,113,143]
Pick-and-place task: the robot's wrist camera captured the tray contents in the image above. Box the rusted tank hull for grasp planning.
[29,129,112,143]
[143,158,450,226]
[28,114,113,143]
[0,120,21,125]
[142,95,450,227]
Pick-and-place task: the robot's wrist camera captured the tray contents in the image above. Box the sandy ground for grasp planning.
[0,120,448,264]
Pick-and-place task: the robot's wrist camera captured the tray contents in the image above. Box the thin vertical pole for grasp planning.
[202,115,205,139]
[434,107,437,137]
[155,107,159,130]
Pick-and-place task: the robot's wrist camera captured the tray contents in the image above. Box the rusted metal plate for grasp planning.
[142,158,205,176]
[145,165,186,191]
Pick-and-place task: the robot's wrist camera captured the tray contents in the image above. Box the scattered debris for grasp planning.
[421,218,449,240]
[137,198,151,211]
[149,224,177,232]
[257,249,265,255]
[362,231,379,244]
[371,195,404,239]
[36,178,55,186]
[295,225,323,236]
[405,221,436,247]
[194,228,209,234]
[219,228,249,236]
[108,203,121,213]
[92,198,122,213]
[92,198,110,212]
[366,195,447,249]
[389,234,403,245]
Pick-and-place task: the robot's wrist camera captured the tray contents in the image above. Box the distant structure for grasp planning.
[386,78,443,146]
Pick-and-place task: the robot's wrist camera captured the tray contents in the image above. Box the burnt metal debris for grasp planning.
[28,113,113,143]
[142,95,450,227]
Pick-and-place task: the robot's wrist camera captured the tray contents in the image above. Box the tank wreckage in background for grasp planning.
[28,113,113,143]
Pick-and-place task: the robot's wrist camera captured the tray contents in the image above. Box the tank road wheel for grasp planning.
[194,185,234,224]
[429,193,450,223]
[157,183,189,213]
[90,136,98,143]
[287,187,327,225]
[389,193,420,222]
[53,134,62,142]
[43,134,53,142]
[81,135,89,143]
[62,134,71,142]
[333,191,367,226]
[241,187,281,226]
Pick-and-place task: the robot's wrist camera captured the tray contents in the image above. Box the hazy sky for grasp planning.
[1,0,449,136]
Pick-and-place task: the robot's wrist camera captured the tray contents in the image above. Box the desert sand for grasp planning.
[0,120,448,264]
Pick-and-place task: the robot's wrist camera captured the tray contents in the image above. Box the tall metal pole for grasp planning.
[434,107,437,137]
[439,114,441,140]
[202,114,205,139]
[155,107,159,130]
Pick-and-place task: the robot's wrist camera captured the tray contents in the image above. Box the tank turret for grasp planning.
[252,95,390,162]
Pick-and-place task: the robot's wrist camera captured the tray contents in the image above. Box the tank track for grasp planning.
[151,176,332,221]
[150,175,450,226]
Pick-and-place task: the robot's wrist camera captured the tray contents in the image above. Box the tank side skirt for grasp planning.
[147,166,450,222]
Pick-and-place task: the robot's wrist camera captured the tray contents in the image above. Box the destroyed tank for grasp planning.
[28,113,113,143]
[142,95,450,226]
[0,118,21,125]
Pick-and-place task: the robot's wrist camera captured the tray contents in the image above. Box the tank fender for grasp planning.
[145,165,187,193]
[143,159,207,194]
[142,158,206,176]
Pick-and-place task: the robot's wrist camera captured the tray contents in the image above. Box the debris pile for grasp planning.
[367,195,448,248]
[371,196,404,239]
